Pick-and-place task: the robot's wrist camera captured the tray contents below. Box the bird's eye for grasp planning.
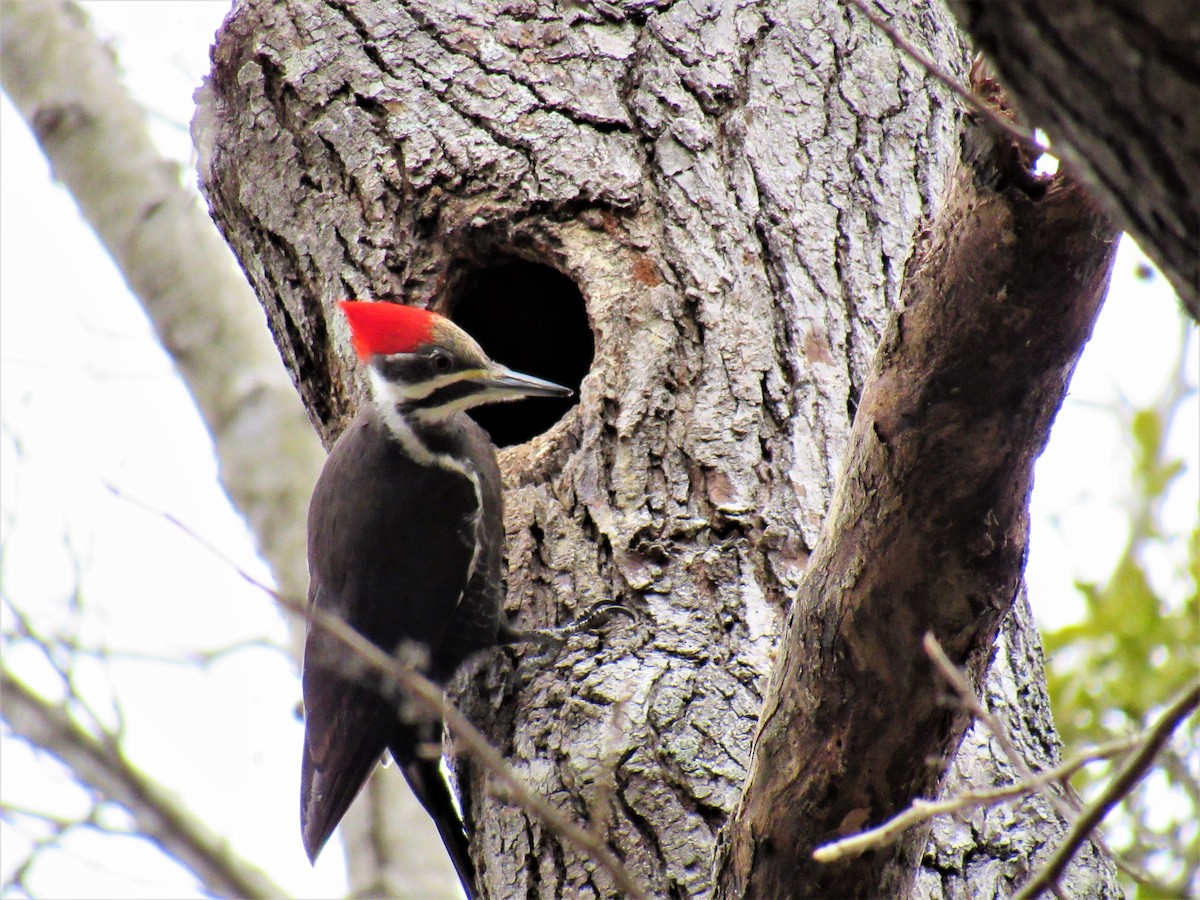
[431,350,452,372]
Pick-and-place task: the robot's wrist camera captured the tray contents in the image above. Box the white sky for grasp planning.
[0,3,345,897]
[0,2,1195,898]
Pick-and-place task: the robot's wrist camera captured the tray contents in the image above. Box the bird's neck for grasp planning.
[370,393,478,478]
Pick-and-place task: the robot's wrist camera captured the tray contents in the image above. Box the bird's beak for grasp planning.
[483,365,573,399]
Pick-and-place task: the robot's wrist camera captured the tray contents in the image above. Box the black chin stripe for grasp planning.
[401,379,482,415]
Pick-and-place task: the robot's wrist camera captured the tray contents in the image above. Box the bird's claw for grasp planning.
[502,603,635,647]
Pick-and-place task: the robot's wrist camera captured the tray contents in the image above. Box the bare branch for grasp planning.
[0,799,93,894]
[944,0,1200,318]
[813,734,1139,863]
[924,632,1109,851]
[1016,678,1200,899]
[1,595,116,747]
[0,0,323,606]
[1109,849,1193,899]
[924,632,1039,784]
[311,612,650,900]
[0,667,288,900]
[714,97,1117,897]
[839,0,1045,153]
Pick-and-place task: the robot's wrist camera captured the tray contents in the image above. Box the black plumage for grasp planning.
[300,403,504,891]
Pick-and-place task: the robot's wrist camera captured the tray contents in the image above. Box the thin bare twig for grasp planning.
[925,632,1130,867]
[0,595,124,760]
[0,668,288,899]
[839,0,1046,153]
[923,632,1039,783]
[1109,849,1192,899]
[1015,678,1200,899]
[317,616,649,900]
[0,800,89,894]
[110,484,650,900]
[813,734,1140,862]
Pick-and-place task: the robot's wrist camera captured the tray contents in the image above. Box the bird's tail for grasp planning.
[394,738,477,900]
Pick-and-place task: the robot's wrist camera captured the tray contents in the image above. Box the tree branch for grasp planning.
[1016,678,1200,899]
[114,489,650,900]
[713,116,1118,897]
[813,736,1139,864]
[0,0,324,603]
[839,0,1045,153]
[924,631,1070,818]
[946,0,1200,319]
[0,3,451,889]
[301,602,651,900]
[0,668,287,899]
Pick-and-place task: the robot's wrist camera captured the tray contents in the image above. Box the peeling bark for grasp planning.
[195,1,1125,896]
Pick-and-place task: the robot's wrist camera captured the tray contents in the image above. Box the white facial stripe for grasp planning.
[369,367,490,404]
[408,387,523,424]
[369,369,405,406]
[374,395,482,504]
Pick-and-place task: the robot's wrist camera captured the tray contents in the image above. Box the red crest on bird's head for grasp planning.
[339,301,441,361]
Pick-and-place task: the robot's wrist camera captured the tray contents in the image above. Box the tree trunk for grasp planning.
[195,0,1125,896]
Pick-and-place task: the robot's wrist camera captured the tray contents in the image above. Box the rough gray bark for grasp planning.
[194,0,1121,896]
[912,594,1118,899]
[947,0,1200,320]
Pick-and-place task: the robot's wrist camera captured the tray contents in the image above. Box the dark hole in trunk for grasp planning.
[449,259,592,447]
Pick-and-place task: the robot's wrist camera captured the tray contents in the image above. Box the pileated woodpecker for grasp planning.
[300,300,570,893]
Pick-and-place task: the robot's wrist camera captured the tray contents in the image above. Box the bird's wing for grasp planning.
[300,614,393,862]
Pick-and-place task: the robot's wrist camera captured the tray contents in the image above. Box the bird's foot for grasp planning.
[501,603,634,647]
